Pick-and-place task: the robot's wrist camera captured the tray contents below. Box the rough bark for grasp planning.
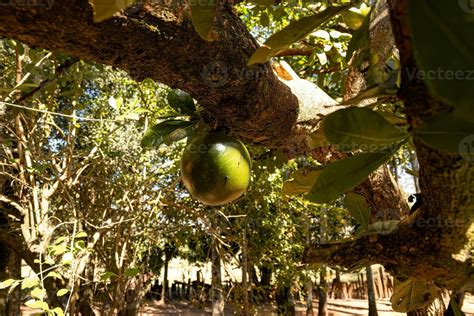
[0,0,301,148]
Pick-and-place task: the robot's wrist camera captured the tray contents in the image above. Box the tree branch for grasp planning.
[304,217,472,290]
[0,1,308,148]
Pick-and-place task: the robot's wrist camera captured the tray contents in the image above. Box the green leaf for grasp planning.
[31,287,47,300]
[260,12,270,27]
[25,299,50,311]
[340,85,393,106]
[345,8,371,63]
[323,107,408,152]
[163,124,196,146]
[54,236,67,244]
[307,151,395,203]
[45,272,63,280]
[282,169,322,196]
[21,277,39,289]
[124,267,140,277]
[306,129,329,149]
[50,244,67,256]
[342,8,367,30]
[408,0,474,115]
[52,307,65,316]
[0,279,17,289]
[140,120,196,148]
[56,288,69,297]
[166,89,196,115]
[248,4,351,65]
[101,271,117,281]
[189,0,218,42]
[391,278,439,312]
[90,0,136,23]
[74,231,87,238]
[344,193,370,231]
[415,112,474,153]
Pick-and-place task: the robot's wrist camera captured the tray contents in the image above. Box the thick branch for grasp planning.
[0,0,305,148]
[304,218,472,290]
[0,230,39,272]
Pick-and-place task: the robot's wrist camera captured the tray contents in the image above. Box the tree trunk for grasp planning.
[2,252,21,316]
[241,228,250,316]
[305,280,314,316]
[366,266,378,316]
[159,253,170,304]
[276,285,295,316]
[332,268,343,299]
[318,267,328,316]
[211,241,224,316]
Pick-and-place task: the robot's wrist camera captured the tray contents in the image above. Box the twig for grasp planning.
[16,57,80,104]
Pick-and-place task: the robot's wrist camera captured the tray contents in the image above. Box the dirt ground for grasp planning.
[20,298,474,315]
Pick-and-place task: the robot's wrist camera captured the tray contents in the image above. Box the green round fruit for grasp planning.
[180,132,251,206]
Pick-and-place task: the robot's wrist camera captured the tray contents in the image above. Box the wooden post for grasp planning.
[379,267,387,298]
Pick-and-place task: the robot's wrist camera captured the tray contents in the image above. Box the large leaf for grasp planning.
[344,193,370,231]
[307,151,395,203]
[415,112,474,154]
[408,0,474,117]
[90,0,136,22]
[391,278,439,312]
[166,89,196,115]
[189,0,218,42]
[140,120,196,148]
[282,169,322,196]
[345,8,371,63]
[248,4,351,65]
[323,107,408,152]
